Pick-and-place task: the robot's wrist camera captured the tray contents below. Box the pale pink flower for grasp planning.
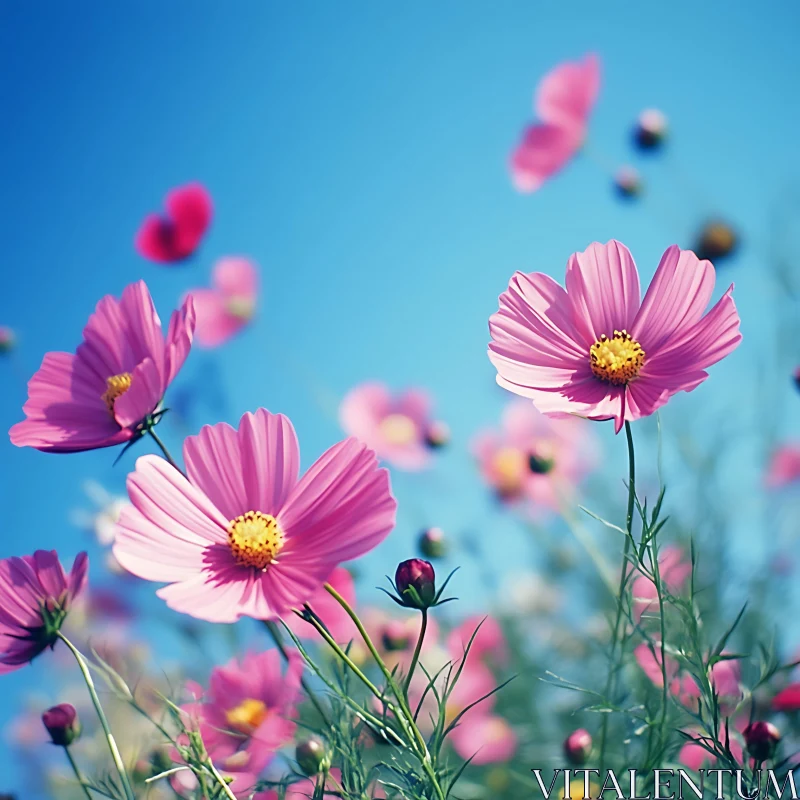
[340,382,444,470]
[181,650,302,784]
[446,614,509,668]
[472,399,596,508]
[510,54,600,193]
[189,257,258,348]
[10,281,195,452]
[765,444,800,488]
[489,240,742,433]
[631,546,691,623]
[0,550,88,671]
[113,408,396,622]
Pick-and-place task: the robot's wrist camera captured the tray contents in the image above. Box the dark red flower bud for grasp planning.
[743,721,780,761]
[395,559,436,609]
[633,109,668,151]
[418,527,447,559]
[694,220,738,263]
[42,703,80,746]
[563,728,592,765]
[0,326,15,355]
[614,166,642,200]
[295,736,329,776]
[425,420,450,450]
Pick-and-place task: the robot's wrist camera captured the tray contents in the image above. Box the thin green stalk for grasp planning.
[148,427,181,472]
[204,759,239,800]
[57,632,135,800]
[64,747,94,800]
[598,420,637,776]
[651,543,670,750]
[403,609,427,697]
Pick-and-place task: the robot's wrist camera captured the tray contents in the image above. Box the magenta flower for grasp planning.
[181,650,302,781]
[0,550,88,672]
[510,54,599,193]
[773,683,800,712]
[765,444,800,488]
[340,382,444,470]
[283,566,357,644]
[10,281,195,452]
[489,240,742,433]
[631,546,691,623]
[113,408,396,622]
[135,183,213,264]
[189,257,258,348]
[472,399,596,510]
[446,614,509,668]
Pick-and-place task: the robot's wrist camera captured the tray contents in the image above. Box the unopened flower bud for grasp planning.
[425,420,450,450]
[418,527,447,559]
[295,736,328,776]
[381,621,411,652]
[0,326,14,355]
[395,559,436,609]
[633,108,668,151]
[614,166,642,199]
[528,452,555,475]
[744,721,780,761]
[694,220,738,263]
[563,728,592,765]
[793,367,800,393]
[42,704,80,747]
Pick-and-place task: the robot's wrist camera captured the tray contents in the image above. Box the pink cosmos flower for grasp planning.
[113,408,396,622]
[135,183,213,264]
[489,240,742,433]
[472,399,596,509]
[356,607,442,672]
[446,614,509,669]
[283,566,357,645]
[253,770,343,800]
[765,444,800,488]
[189,257,258,348]
[0,550,88,672]
[181,650,302,785]
[340,382,444,470]
[631,546,691,623]
[773,683,800,712]
[510,54,600,193]
[10,281,195,452]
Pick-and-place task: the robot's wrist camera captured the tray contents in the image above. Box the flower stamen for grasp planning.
[379,413,418,446]
[224,698,268,734]
[227,511,284,570]
[101,373,132,414]
[590,330,645,385]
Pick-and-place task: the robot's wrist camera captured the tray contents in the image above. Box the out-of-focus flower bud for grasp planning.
[633,108,668,151]
[0,326,15,354]
[425,420,450,450]
[295,736,329,776]
[528,451,555,475]
[42,704,80,747]
[614,166,642,199]
[694,220,738,263]
[743,721,780,761]
[792,366,800,392]
[563,728,592,765]
[381,620,412,652]
[395,559,436,609]
[418,527,447,559]
[772,683,800,713]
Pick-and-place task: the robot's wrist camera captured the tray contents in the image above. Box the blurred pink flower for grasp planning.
[765,444,800,488]
[488,241,742,433]
[446,614,509,668]
[135,183,213,264]
[283,566,356,644]
[472,399,595,509]
[0,550,88,672]
[631,546,691,623]
[181,650,301,784]
[189,257,259,348]
[340,382,443,470]
[510,54,599,193]
[679,728,743,771]
[359,607,442,672]
[253,770,343,800]
[773,683,800,712]
[10,281,195,452]
[113,408,396,622]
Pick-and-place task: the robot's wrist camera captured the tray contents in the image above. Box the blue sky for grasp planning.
[1,2,799,795]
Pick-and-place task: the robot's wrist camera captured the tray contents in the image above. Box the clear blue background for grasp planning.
[2,2,800,796]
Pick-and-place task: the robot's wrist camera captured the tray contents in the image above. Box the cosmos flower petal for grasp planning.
[157,573,252,623]
[164,294,196,384]
[190,289,244,348]
[213,257,259,300]
[166,183,213,255]
[31,550,68,601]
[118,281,167,377]
[112,357,162,430]
[536,53,600,129]
[449,713,517,765]
[509,123,582,193]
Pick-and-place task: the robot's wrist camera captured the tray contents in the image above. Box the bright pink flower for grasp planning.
[489,241,742,433]
[510,54,599,193]
[631,546,691,623]
[446,614,509,668]
[10,281,195,452]
[113,408,396,622]
[0,550,88,671]
[340,382,443,470]
[189,257,258,348]
[765,444,800,488]
[283,566,356,644]
[773,683,800,712]
[472,399,596,509]
[181,650,301,782]
[253,770,342,800]
[135,183,213,264]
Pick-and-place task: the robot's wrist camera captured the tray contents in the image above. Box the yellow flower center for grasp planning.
[589,330,645,385]
[379,413,418,446]
[491,446,526,493]
[224,698,268,734]
[225,296,255,320]
[101,373,132,414]
[227,511,284,570]
[561,779,600,799]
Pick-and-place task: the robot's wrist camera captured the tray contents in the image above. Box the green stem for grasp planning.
[204,759,239,800]
[263,620,330,725]
[148,427,181,472]
[57,633,136,800]
[651,544,670,750]
[598,420,637,776]
[64,747,94,800]
[403,609,427,697]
